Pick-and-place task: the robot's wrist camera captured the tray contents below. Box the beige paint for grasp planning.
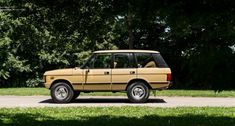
[111,68,137,90]
[94,50,159,54]
[83,69,111,90]
[137,68,170,82]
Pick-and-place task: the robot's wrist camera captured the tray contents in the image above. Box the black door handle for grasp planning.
[104,71,109,75]
[130,71,135,74]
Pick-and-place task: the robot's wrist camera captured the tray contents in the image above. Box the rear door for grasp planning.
[111,53,137,90]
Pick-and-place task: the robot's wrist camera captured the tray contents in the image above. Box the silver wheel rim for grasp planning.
[55,86,68,100]
[131,85,145,100]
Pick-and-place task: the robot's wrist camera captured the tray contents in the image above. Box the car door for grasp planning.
[111,53,137,90]
[83,53,112,90]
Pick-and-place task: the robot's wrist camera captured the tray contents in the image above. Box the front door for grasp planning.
[83,53,112,90]
[111,53,137,90]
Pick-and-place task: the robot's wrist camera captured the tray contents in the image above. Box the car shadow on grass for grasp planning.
[39,98,166,104]
[0,112,234,126]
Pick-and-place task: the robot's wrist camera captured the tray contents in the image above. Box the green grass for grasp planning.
[0,88,49,96]
[0,107,234,126]
[1,88,235,97]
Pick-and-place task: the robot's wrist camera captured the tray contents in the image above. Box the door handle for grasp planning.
[130,71,135,74]
[104,71,109,75]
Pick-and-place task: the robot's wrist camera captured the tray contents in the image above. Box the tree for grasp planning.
[0,0,235,90]
[0,0,118,86]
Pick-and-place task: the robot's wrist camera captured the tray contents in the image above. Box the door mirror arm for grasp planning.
[85,66,90,73]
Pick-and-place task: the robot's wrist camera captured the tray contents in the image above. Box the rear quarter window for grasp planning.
[135,53,157,68]
[152,53,169,68]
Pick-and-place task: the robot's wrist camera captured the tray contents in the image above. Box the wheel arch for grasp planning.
[126,78,152,90]
[50,79,74,90]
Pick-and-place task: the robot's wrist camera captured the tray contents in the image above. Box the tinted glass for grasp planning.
[135,53,156,68]
[113,53,133,68]
[153,53,168,68]
[89,53,111,69]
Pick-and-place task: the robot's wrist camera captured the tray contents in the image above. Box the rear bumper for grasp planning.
[169,81,173,87]
[151,81,172,90]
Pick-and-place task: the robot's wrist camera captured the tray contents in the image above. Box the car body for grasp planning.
[43,50,172,103]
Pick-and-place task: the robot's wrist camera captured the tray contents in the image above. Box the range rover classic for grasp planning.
[43,50,172,103]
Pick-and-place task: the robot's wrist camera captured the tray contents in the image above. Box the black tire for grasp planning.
[72,91,80,100]
[127,81,150,103]
[50,82,74,103]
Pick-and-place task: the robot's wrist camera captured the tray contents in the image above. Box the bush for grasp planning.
[26,78,42,87]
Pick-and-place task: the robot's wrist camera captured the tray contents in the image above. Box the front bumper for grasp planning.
[39,81,45,87]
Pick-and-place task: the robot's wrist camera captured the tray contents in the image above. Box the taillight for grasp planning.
[167,74,171,81]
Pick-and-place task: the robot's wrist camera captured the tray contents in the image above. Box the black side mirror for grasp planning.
[85,65,90,73]
[137,64,142,68]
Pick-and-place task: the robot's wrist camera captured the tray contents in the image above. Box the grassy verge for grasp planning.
[0,88,49,96]
[0,107,234,126]
[0,88,235,97]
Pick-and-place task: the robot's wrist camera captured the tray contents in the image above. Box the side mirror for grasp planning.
[85,66,90,73]
[137,64,142,68]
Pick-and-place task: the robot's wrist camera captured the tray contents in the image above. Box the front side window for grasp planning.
[135,53,156,68]
[113,53,134,68]
[88,53,111,69]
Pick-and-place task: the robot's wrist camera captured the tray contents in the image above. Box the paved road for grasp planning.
[0,96,235,108]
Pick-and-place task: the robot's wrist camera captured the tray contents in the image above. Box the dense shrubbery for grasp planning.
[0,0,235,90]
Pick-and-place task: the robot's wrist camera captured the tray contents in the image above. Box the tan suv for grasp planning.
[43,50,172,103]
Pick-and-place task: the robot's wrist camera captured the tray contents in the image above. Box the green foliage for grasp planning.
[0,13,31,80]
[111,0,235,90]
[0,0,118,86]
[0,0,235,90]
[25,78,42,87]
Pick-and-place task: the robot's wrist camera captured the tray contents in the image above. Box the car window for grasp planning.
[89,53,111,69]
[113,53,133,68]
[135,53,156,68]
[152,53,168,68]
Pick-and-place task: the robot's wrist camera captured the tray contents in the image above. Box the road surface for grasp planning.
[0,96,235,108]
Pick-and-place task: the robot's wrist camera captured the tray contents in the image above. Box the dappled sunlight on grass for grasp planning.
[0,107,234,126]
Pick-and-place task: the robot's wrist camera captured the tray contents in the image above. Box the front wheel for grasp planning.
[50,82,74,103]
[127,81,150,103]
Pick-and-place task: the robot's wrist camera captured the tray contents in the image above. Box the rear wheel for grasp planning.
[50,82,74,103]
[127,81,150,103]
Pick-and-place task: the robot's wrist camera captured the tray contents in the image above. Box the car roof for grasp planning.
[94,50,160,54]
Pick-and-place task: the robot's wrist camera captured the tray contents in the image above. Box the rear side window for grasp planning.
[152,53,168,68]
[113,53,134,68]
[135,53,156,68]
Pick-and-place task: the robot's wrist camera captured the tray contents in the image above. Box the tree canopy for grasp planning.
[0,0,235,90]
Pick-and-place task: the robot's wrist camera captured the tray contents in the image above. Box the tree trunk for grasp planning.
[127,4,134,49]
